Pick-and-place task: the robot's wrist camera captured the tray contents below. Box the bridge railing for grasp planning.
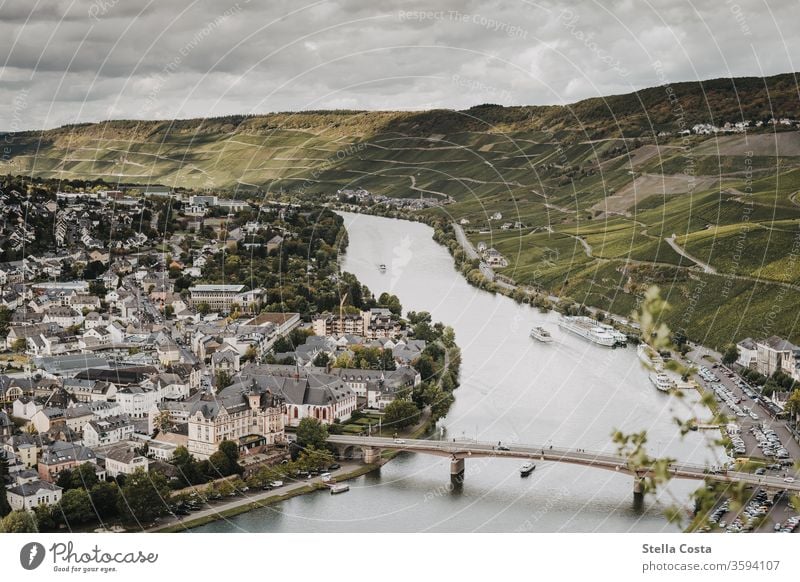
[329,435,725,473]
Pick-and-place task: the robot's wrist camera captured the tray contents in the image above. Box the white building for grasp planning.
[115,386,162,419]
[736,337,758,369]
[103,445,149,478]
[6,480,63,511]
[82,415,135,447]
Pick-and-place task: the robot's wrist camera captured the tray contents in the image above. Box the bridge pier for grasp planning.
[363,446,381,464]
[450,458,465,483]
[633,477,646,510]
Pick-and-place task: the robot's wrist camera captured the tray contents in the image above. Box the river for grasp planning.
[194,212,724,532]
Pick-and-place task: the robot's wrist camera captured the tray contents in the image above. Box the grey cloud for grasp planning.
[0,0,797,129]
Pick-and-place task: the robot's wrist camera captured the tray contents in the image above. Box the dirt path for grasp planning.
[664,236,716,274]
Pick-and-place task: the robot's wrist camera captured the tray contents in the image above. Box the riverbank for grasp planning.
[151,409,438,533]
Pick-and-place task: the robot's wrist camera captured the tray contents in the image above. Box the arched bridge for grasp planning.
[327,435,800,499]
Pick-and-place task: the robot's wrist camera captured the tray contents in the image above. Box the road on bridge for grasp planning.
[328,435,800,493]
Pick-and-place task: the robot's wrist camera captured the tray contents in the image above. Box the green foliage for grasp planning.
[208,440,242,477]
[296,446,334,471]
[117,468,171,524]
[722,344,739,365]
[382,399,421,430]
[56,462,99,490]
[89,482,120,520]
[171,446,208,487]
[312,352,331,367]
[59,489,94,525]
[0,510,38,533]
[0,455,10,517]
[295,418,328,450]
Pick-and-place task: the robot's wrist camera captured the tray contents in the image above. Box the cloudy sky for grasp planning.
[1,0,797,130]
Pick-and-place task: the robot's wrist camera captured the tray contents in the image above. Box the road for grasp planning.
[148,461,361,532]
[328,435,800,492]
[452,222,479,260]
[665,236,717,274]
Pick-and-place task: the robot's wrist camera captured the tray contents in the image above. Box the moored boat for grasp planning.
[558,316,616,347]
[530,326,553,342]
[649,371,676,392]
[330,483,350,494]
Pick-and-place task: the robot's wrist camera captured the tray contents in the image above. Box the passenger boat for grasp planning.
[649,371,676,393]
[330,483,350,494]
[558,316,616,347]
[529,326,553,343]
[519,462,536,477]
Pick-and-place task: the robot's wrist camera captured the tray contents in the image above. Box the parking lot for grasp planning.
[686,346,800,466]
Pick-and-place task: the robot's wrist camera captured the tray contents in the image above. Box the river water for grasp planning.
[194,212,724,533]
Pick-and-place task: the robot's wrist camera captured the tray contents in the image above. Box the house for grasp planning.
[211,346,241,375]
[31,407,66,433]
[0,410,13,439]
[12,397,42,422]
[334,366,420,409]
[82,325,113,347]
[155,334,180,366]
[102,444,149,478]
[6,480,63,511]
[186,384,285,459]
[2,435,41,468]
[43,305,84,328]
[756,336,798,378]
[63,405,95,434]
[83,414,134,447]
[736,337,758,369]
[38,441,97,482]
[148,373,190,400]
[187,284,246,312]
[115,386,162,419]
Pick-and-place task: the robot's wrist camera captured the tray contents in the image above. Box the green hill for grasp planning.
[4,71,800,348]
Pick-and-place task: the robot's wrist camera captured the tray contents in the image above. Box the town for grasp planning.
[0,177,460,532]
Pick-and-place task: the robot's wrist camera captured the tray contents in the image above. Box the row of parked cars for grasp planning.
[750,425,791,460]
[775,515,800,533]
[726,423,747,456]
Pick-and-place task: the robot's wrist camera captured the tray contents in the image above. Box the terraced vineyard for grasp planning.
[5,73,800,348]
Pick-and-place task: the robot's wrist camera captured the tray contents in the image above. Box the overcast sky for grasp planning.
[1,0,797,130]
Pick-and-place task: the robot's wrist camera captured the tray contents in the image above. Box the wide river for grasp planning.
[195,212,724,532]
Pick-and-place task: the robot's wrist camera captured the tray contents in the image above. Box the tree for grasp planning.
[216,479,234,497]
[215,370,231,389]
[295,418,328,450]
[0,306,12,337]
[785,390,800,419]
[413,354,436,381]
[0,454,10,517]
[208,440,241,477]
[722,344,739,366]
[89,482,120,520]
[383,399,421,430]
[34,504,58,532]
[57,462,99,490]
[171,446,205,486]
[12,338,26,352]
[297,446,334,472]
[312,352,331,367]
[59,489,94,525]
[0,510,38,533]
[117,468,171,524]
